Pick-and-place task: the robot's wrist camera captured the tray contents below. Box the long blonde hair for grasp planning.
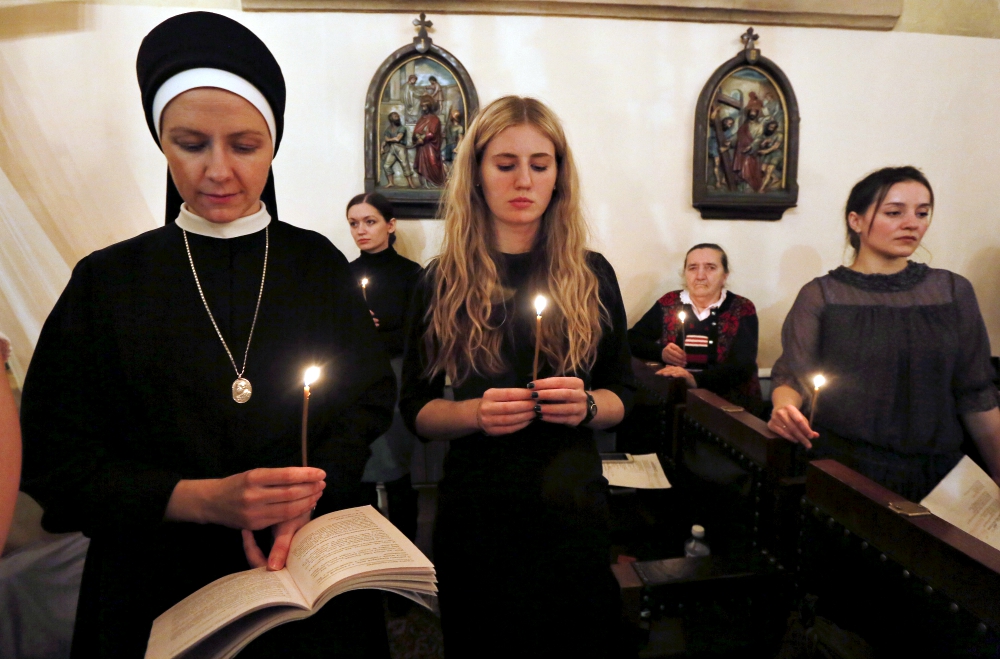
[423,96,607,384]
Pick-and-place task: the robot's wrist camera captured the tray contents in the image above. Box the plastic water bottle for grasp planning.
[684,524,710,557]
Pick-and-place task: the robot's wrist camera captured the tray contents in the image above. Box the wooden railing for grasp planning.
[683,388,792,477]
[801,459,1000,653]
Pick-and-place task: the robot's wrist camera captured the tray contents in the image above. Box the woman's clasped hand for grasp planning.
[167,466,327,570]
[476,377,589,435]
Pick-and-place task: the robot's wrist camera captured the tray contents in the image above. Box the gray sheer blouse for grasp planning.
[772,263,997,460]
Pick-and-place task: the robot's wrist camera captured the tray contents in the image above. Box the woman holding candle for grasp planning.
[19,13,395,657]
[628,243,762,411]
[769,166,1000,501]
[346,192,423,545]
[400,96,634,656]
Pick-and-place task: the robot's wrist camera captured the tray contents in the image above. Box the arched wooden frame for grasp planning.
[692,29,800,220]
[364,23,479,219]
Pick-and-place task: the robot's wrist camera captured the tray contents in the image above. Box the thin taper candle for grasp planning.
[809,374,826,427]
[302,366,321,467]
[533,295,547,382]
[677,310,687,350]
[360,278,369,304]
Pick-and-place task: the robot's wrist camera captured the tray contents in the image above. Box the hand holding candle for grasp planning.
[302,366,321,467]
[809,374,826,427]
[533,295,547,383]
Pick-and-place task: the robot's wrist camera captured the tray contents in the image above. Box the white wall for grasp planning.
[1,5,998,380]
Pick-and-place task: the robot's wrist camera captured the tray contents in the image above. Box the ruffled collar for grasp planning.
[174,202,271,239]
[829,261,929,292]
[681,289,727,320]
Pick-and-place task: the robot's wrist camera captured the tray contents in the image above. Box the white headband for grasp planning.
[151,68,277,151]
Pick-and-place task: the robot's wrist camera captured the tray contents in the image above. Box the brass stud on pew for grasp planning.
[902,570,910,579]
[861,541,869,550]
[977,623,987,634]
[843,528,850,537]
[924,585,933,595]
[948,603,959,614]
[879,554,888,562]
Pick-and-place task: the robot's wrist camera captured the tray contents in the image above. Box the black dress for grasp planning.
[349,246,423,360]
[350,246,423,542]
[20,220,395,658]
[771,263,999,501]
[399,251,635,657]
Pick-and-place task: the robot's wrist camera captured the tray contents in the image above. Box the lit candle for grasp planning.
[302,366,321,467]
[809,374,826,427]
[533,295,547,383]
[677,310,687,350]
[360,278,369,304]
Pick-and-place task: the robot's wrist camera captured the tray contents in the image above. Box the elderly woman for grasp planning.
[20,13,394,658]
[628,243,761,411]
[400,96,634,656]
[769,167,1000,501]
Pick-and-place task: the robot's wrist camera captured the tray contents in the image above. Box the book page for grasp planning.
[921,455,1000,551]
[145,567,306,659]
[286,505,435,606]
[603,453,672,489]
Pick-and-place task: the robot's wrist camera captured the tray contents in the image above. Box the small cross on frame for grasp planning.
[413,13,434,53]
[741,27,760,63]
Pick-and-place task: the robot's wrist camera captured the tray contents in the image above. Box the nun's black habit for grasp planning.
[20,13,394,658]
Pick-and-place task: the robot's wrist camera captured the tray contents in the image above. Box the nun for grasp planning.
[20,12,395,658]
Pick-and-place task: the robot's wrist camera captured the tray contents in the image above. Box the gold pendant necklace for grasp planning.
[182,226,268,403]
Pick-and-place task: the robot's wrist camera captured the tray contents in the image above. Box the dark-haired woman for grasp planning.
[19,13,394,657]
[400,96,635,656]
[346,193,422,545]
[628,243,761,411]
[769,166,1000,501]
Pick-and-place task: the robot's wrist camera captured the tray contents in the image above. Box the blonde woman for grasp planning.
[400,96,635,656]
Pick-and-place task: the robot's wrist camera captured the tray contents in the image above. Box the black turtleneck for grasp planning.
[349,246,423,358]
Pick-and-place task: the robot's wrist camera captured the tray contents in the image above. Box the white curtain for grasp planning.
[0,166,70,385]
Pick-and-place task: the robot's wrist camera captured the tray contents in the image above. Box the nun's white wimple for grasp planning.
[152,68,277,151]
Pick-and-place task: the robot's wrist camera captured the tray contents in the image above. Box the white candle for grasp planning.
[533,295,547,383]
[809,374,826,427]
[677,310,687,349]
[360,278,369,304]
[302,366,321,467]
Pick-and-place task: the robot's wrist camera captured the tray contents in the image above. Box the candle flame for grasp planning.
[361,278,369,288]
[813,374,826,390]
[304,366,321,387]
[534,295,547,316]
[678,311,687,323]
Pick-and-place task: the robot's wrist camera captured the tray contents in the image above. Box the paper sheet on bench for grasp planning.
[603,453,671,489]
[921,455,1000,551]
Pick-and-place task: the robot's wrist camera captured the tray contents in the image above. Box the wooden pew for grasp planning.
[676,388,803,561]
[798,459,1000,656]
[612,389,801,657]
[614,357,687,456]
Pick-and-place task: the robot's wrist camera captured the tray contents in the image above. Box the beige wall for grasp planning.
[897,0,1000,39]
[0,4,998,382]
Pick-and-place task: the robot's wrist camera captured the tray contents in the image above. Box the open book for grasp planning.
[921,455,1000,551]
[145,505,436,659]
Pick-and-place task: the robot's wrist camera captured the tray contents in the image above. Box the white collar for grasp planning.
[680,289,727,321]
[174,203,271,239]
